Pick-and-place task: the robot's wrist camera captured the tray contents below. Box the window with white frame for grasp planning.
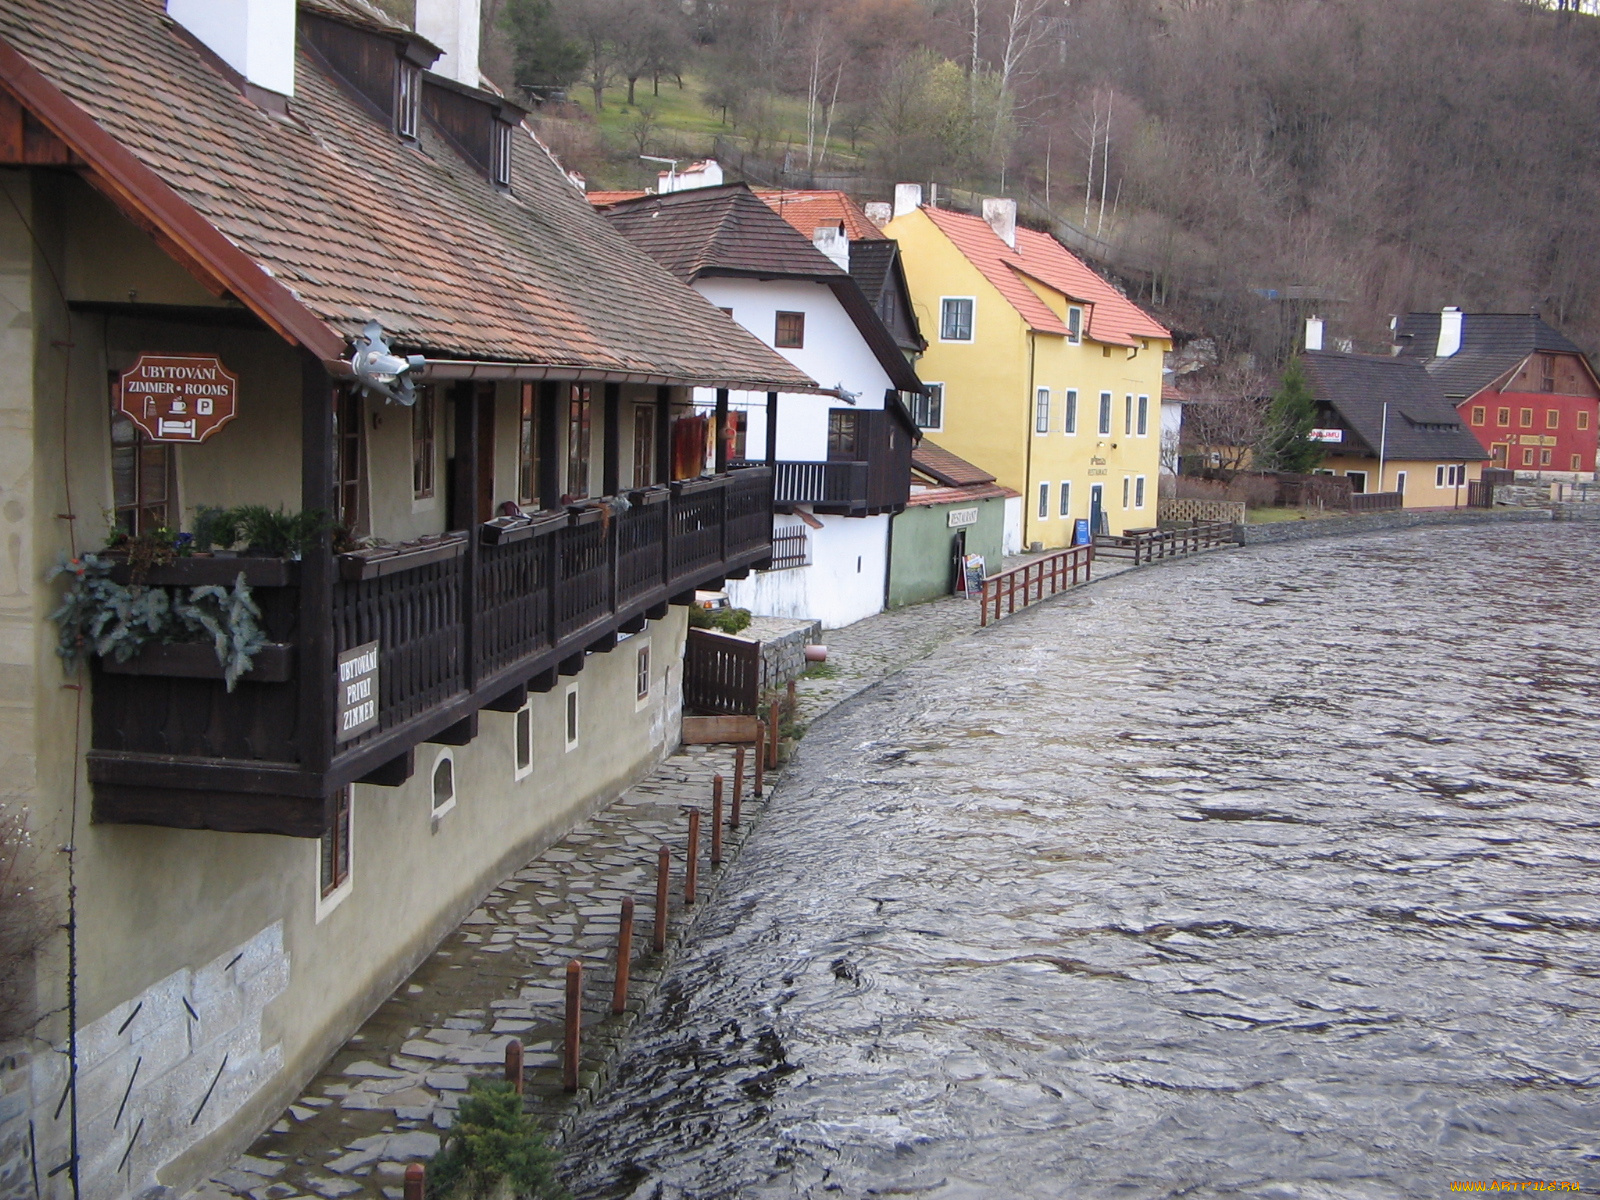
[1122,476,1131,508]
[1098,391,1113,435]
[1135,475,1146,507]
[636,643,651,703]
[1035,388,1050,433]
[1038,481,1050,519]
[1395,470,1407,495]
[491,119,513,188]
[319,786,352,904]
[431,750,456,818]
[1435,464,1465,487]
[1137,395,1149,436]
[513,703,533,781]
[940,297,974,342]
[1059,480,1071,517]
[1124,395,1134,436]
[564,683,580,750]
[1063,389,1077,434]
[910,383,944,430]
[1067,307,1082,345]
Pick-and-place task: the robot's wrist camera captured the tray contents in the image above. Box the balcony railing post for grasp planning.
[299,351,336,779]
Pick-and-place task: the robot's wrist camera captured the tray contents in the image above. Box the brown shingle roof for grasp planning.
[1301,352,1489,461]
[912,440,996,487]
[604,185,847,282]
[0,0,813,392]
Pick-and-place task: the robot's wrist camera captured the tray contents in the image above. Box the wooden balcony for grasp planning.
[87,468,774,838]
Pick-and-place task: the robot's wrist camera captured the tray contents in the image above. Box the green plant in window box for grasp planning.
[49,554,270,691]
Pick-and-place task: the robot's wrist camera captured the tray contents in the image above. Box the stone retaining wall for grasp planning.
[741,616,821,693]
[1238,507,1551,545]
[1552,503,1600,522]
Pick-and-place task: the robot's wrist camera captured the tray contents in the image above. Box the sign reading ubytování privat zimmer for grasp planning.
[117,354,239,443]
[337,641,380,742]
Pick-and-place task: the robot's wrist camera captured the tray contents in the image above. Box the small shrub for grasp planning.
[428,1080,565,1200]
[686,605,752,635]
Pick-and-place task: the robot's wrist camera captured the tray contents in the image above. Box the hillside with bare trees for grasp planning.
[404,0,1600,365]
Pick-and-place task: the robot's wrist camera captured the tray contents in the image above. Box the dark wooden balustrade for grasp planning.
[88,468,773,837]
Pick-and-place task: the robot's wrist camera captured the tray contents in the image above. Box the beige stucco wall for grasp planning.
[1318,456,1483,508]
[0,169,695,1200]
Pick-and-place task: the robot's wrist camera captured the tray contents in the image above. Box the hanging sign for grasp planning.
[336,641,380,742]
[1309,428,1344,443]
[117,354,239,443]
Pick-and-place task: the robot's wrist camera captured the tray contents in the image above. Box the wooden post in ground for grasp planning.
[504,1039,523,1094]
[404,1164,425,1200]
[754,722,765,798]
[685,807,700,904]
[611,897,634,1015]
[653,845,669,952]
[768,700,781,768]
[733,745,745,808]
[711,776,724,866]
[563,960,582,1093]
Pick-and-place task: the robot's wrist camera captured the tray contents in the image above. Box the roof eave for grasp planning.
[0,36,350,370]
[421,358,825,394]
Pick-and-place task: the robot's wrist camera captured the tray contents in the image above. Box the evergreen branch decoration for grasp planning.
[427,1080,566,1200]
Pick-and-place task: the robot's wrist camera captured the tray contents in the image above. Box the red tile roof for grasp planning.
[0,0,814,392]
[587,190,649,207]
[906,482,1018,506]
[919,207,1169,348]
[911,440,996,487]
[757,190,886,243]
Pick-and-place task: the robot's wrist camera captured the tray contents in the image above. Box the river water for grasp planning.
[566,525,1600,1199]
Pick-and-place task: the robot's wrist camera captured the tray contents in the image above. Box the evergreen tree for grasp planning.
[1261,358,1324,474]
[502,0,586,97]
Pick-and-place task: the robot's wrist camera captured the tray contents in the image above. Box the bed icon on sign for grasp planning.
[157,418,198,439]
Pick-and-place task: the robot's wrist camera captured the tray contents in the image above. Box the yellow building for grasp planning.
[883,192,1171,548]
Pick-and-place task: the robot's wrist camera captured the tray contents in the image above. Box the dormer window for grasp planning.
[491,119,513,188]
[397,61,420,140]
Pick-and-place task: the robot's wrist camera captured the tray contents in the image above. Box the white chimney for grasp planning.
[1436,306,1463,358]
[982,197,1017,248]
[892,184,923,220]
[168,0,297,97]
[416,0,482,87]
[863,201,891,229]
[813,226,849,271]
[1304,315,1324,352]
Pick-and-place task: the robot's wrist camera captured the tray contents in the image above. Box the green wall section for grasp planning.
[889,498,1006,608]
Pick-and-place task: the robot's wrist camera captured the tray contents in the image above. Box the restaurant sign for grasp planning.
[1309,428,1344,443]
[117,354,239,443]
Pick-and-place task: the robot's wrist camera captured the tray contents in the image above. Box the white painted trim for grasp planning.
[1137,394,1150,437]
[914,381,945,432]
[634,640,653,712]
[314,791,353,924]
[512,702,533,781]
[1037,480,1050,520]
[564,682,580,751]
[1034,386,1051,435]
[1063,388,1078,435]
[1135,474,1147,508]
[1058,479,1071,517]
[430,748,457,819]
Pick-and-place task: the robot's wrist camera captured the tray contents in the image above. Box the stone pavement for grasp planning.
[195,551,1150,1200]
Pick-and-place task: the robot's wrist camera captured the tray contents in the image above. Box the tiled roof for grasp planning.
[1301,352,1488,461]
[299,0,416,37]
[586,190,649,207]
[847,239,924,354]
[603,185,848,282]
[1393,312,1592,400]
[758,190,886,243]
[918,207,1169,347]
[906,482,1017,506]
[912,440,996,487]
[0,0,813,391]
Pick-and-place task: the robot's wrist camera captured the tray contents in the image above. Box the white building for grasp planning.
[605,185,926,628]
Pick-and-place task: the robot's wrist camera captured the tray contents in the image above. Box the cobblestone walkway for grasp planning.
[196,559,1141,1200]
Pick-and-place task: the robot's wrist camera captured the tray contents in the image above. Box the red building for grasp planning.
[1395,309,1599,477]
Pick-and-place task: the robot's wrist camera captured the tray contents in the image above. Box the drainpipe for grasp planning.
[1022,331,1037,551]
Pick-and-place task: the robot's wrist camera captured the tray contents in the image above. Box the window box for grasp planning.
[628,485,671,506]
[99,640,294,684]
[337,534,467,581]
[479,509,565,545]
[106,555,300,588]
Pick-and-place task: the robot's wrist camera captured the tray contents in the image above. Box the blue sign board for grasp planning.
[1073,519,1090,546]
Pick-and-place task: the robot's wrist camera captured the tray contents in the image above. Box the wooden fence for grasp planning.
[1094,521,1238,565]
[1348,491,1403,513]
[979,544,1094,627]
[683,628,762,715]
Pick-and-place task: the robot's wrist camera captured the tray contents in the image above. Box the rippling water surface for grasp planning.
[566,526,1600,1199]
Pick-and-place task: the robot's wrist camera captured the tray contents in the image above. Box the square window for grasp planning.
[1546,409,1560,430]
[827,410,860,460]
[1035,388,1050,434]
[940,298,974,342]
[1520,408,1534,428]
[431,751,455,817]
[1098,392,1113,435]
[1059,481,1071,516]
[1471,406,1486,426]
[1135,475,1146,507]
[636,644,651,703]
[1063,389,1077,434]
[775,311,805,348]
[1137,395,1149,436]
[1067,307,1082,344]
[564,684,580,751]
[513,704,533,780]
[1037,481,1050,519]
[1497,407,1510,426]
[911,384,944,430]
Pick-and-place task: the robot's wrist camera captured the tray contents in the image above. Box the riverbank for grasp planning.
[1238,504,1550,544]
